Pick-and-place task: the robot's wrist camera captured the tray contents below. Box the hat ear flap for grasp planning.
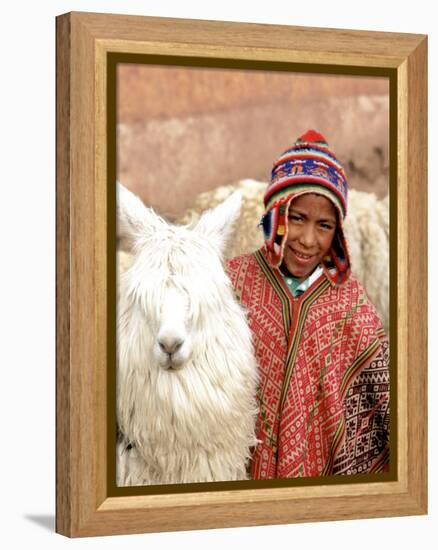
[261,206,280,249]
[261,209,274,242]
[322,223,351,286]
[261,201,291,268]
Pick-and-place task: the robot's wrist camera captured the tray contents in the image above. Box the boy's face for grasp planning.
[282,193,337,282]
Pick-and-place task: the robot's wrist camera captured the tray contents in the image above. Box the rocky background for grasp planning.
[117,64,389,220]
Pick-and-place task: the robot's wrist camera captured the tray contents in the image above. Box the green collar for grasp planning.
[280,265,323,297]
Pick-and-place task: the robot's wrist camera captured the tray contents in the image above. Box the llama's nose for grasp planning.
[158,336,184,355]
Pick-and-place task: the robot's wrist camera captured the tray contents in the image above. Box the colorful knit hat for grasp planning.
[261,130,351,285]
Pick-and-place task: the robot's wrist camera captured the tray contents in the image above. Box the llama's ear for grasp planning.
[194,190,242,252]
[117,182,163,252]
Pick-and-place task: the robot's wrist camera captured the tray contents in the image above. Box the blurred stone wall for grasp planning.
[117,64,389,220]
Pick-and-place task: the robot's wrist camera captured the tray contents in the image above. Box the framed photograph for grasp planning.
[56,11,427,537]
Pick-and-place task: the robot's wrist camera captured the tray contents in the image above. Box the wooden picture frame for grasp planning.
[56,11,427,537]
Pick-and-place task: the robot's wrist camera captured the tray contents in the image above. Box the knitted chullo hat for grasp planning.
[261,129,351,286]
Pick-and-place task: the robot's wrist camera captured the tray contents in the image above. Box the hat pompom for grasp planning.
[297,129,328,144]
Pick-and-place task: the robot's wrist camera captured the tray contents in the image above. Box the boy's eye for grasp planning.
[288,215,302,221]
[320,223,335,230]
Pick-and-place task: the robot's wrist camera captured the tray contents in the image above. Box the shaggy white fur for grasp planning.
[343,189,389,332]
[116,183,259,486]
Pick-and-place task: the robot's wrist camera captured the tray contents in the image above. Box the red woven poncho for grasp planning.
[227,248,390,478]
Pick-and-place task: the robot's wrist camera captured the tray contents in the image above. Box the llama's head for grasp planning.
[117,183,242,372]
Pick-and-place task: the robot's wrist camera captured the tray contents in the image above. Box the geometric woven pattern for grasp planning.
[227,247,390,479]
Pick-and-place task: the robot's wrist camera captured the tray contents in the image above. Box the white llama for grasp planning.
[116,183,259,486]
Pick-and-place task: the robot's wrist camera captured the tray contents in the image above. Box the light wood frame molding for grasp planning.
[56,11,427,537]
